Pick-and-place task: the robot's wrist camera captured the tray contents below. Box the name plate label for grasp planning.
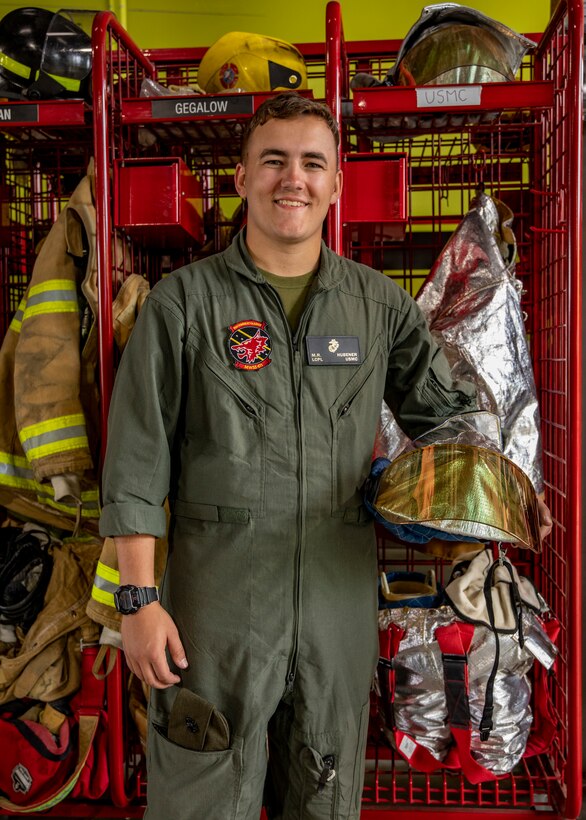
[151,95,254,119]
[415,86,482,108]
[0,104,38,122]
[306,336,362,366]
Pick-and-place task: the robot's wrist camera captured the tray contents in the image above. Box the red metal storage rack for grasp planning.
[324,1,583,817]
[89,15,335,814]
[0,79,134,819]
[88,2,582,817]
[0,99,92,338]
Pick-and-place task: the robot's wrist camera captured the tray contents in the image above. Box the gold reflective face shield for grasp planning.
[374,443,541,553]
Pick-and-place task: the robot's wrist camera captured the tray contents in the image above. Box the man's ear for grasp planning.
[234,163,246,198]
[330,168,343,205]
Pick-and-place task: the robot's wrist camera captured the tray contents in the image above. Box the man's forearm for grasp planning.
[115,534,157,586]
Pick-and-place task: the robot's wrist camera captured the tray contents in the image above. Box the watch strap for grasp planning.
[135,586,159,607]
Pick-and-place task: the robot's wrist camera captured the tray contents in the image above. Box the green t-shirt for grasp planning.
[261,268,317,332]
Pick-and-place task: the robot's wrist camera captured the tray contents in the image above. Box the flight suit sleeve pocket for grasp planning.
[418,355,476,416]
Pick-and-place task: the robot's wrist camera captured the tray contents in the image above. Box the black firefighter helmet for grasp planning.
[0,7,93,101]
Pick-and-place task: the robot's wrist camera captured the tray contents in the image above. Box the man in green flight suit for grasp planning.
[99,92,551,820]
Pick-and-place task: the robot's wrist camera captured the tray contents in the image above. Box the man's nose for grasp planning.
[280,162,304,188]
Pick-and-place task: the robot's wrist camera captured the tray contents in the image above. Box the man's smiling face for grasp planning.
[234,115,342,252]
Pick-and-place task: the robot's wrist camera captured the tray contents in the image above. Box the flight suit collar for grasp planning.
[225,229,348,292]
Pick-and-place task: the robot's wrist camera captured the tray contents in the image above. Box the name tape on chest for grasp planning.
[305,336,362,366]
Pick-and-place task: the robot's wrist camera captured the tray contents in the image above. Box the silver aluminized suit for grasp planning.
[99,231,476,819]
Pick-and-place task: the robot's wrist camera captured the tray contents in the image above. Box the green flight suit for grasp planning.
[99,231,476,820]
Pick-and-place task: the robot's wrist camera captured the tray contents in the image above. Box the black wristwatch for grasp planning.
[114,584,159,615]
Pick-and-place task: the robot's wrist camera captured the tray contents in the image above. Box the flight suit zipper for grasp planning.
[285,290,321,692]
[261,280,321,694]
[285,340,303,694]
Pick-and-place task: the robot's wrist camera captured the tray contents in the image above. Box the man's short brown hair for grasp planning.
[240,92,340,163]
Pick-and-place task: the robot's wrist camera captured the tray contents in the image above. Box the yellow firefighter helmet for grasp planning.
[198,31,307,94]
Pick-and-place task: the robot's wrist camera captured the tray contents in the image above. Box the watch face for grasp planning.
[114,585,158,614]
[114,586,138,614]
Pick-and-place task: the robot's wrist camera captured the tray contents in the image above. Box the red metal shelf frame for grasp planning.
[83,0,585,816]
[0,0,577,806]
[351,81,554,116]
[0,94,93,338]
[323,0,583,817]
[0,99,87,127]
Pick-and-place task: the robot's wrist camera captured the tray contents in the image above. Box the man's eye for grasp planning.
[306,162,325,169]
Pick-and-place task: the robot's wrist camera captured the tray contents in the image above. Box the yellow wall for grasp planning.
[0,0,552,49]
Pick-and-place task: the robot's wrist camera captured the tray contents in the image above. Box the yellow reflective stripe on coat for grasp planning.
[36,488,100,519]
[91,561,120,607]
[0,451,99,518]
[8,295,27,334]
[22,279,78,321]
[0,450,33,488]
[19,413,89,461]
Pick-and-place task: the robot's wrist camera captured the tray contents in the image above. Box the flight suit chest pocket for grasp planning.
[329,335,384,514]
[180,333,267,518]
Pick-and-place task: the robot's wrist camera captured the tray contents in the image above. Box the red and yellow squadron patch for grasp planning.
[228,320,272,371]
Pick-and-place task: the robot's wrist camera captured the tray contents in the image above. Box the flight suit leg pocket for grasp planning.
[146,719,243,820]
[295,744,339,819]
[167,687,231,751]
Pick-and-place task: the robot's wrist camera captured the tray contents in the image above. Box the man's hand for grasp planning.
[113,533,186,688]
[121,603,188,689]
[537,493,553,542]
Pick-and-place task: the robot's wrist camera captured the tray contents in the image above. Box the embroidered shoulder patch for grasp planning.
[228,320,272,371]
